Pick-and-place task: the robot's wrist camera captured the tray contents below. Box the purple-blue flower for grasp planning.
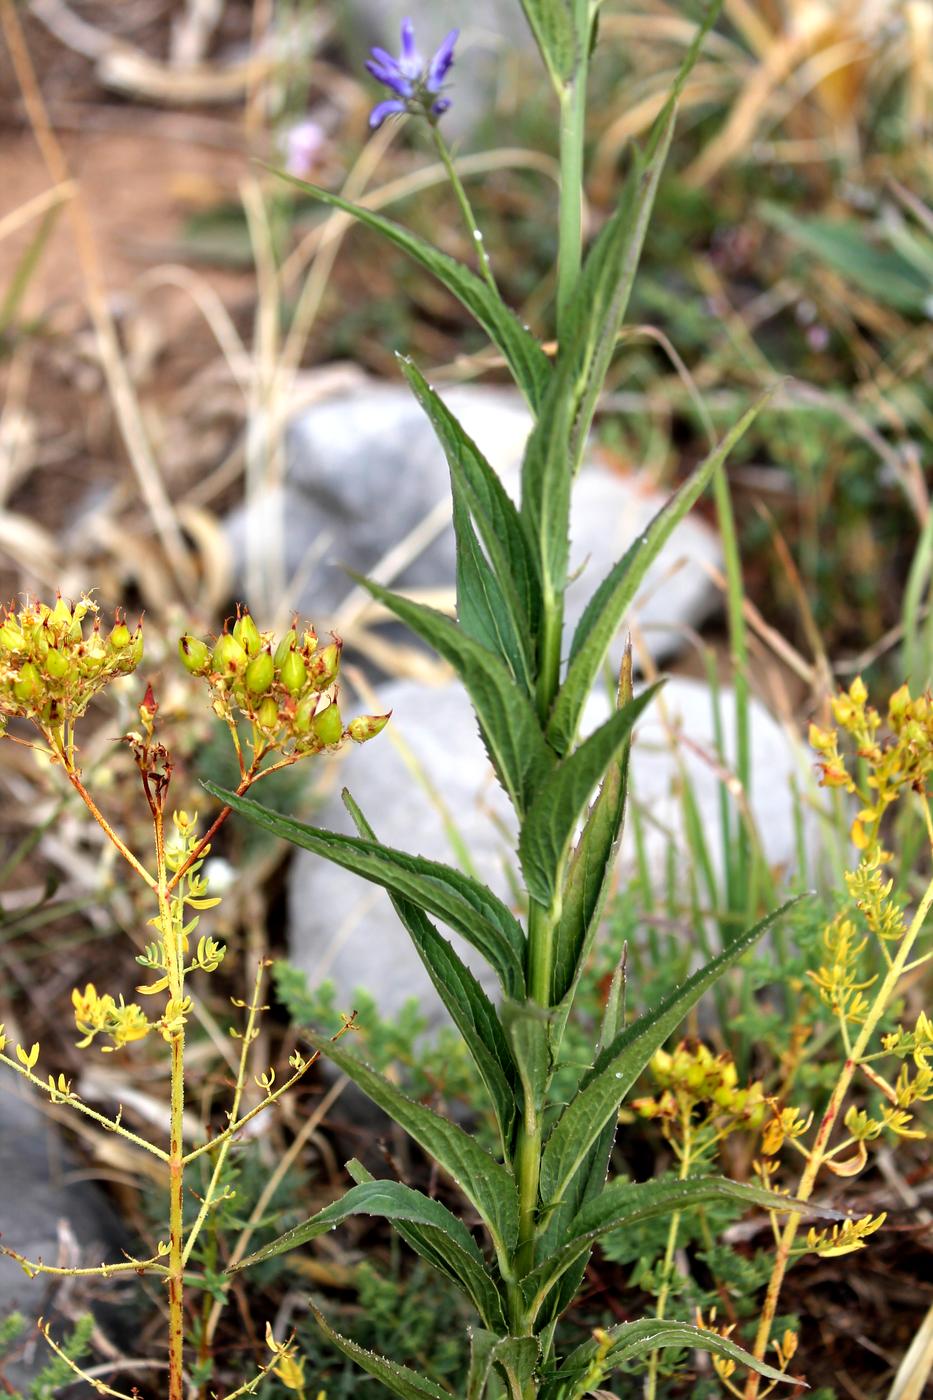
[365,18,459,128]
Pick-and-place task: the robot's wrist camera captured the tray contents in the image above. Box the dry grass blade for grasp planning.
[887,1299,933,1400]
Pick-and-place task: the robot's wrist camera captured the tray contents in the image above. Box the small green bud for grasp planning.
[110,622,132,650]
[12,661,42,705]
[256,696,280,730]
[45,648,69,680]
[179,635,210,675]
[212,633,247,676]
[245,650,274,695]
[50,596,72,628]
[233,610,261,657]
[274,629,297,668]
[312,642,340,687]
[311,703,343,746]
[131,629,144,666]
[279,649,307,696]
[348,712,390,744]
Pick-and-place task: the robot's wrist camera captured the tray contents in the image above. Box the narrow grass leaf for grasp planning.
[270,174,552,411]
[204,783,526,996]
[304,1032,520,1256]
[344,790,517,1149]
[350,578,554,816]
[548,395,768,754]
[519,684,660,904]
[539,897,806,1209]
[310,1306,453,1400]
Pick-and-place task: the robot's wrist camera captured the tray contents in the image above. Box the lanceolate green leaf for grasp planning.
[502,999,552,1125]
[204,783,527,996]
[518,684,660,905]
[343,1161,511,1331]
[523,1176,824,1315]
[542,1317,791,1400]
[310,1306,453,1400]
[452,482,535,695]
[270,174,552,412]
[400,358,541,647]
[344,790,517,1150]
[304,1032,521,1257]
[518,0,579,87]
[539,897,806,1209]
[236,1173,506,1330]
[351,578,554,816]
[547,395,768,754]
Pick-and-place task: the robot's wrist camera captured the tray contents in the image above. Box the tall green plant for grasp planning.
[225,5,823,1396]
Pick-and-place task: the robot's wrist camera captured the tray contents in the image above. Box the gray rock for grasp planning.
[287,676,809,1025]
[0,1080,121,1385]
[341,2,535,143]
[227,384,722,670]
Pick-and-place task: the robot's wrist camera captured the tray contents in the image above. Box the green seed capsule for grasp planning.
[233,610,261,657]
[311,703,343,746]
[110,622,132,650]
[131,630,145,666]
[179,635,210,674]
[12,661,42,704]
[50,596,72,627]
[273,629,297,667]
[212,633,247,675]
[279,649,307,696]
[348,712,390,744]
[293,695,315,733]
[256,696,280,729]
[45,648,69,680]
[245,651,274,695]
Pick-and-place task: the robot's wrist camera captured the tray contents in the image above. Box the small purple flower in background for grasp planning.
[365,18,459,128]
[284,119,326,178]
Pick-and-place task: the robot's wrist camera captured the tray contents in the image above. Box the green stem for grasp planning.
[430,125,498,295]
[711,460,751,927]
[645,1122,692,1400]
[556,3,589,344]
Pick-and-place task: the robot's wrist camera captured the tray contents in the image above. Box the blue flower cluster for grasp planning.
[365,18,459,128]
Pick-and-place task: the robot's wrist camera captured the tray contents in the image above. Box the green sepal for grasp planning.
[203,783,527,997]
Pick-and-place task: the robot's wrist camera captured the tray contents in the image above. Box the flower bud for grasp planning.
[256,696,280,730]
[12,661,42,705]
[179,635,210,675]
[348,712,390,744]
[212,633,247,676]
[274,629,297,668]
[233,610,261,657]
[312,641,340,687]
[311,703,343,746]
[245,650,274,695]
[0,620,24,652]
[279,649,307,696]
[50,595,72,628]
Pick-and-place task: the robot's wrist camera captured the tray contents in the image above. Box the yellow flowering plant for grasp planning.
[0,593,387,1400]
[738,677,933,1398]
